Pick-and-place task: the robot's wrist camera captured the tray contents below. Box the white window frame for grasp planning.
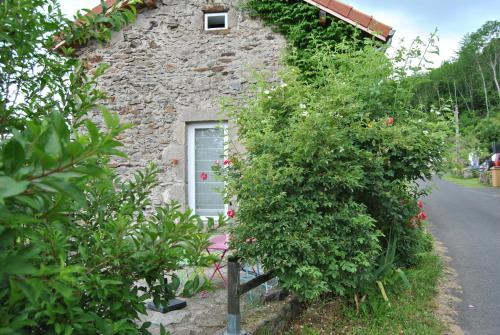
[204,12,228,31]
[187,122,228,220]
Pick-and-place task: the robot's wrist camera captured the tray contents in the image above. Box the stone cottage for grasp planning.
[76,0,393,218]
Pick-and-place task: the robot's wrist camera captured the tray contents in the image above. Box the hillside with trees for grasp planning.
[412,21,499,166]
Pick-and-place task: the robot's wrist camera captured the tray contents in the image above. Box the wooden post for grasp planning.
[492,167,500,187]
[225,258,275,335]
[454,103,461,166]
[226,258,243,335]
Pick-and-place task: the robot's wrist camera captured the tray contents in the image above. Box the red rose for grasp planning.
[227,209,235,218]
[200,172,208,181]
[417,211,427,221]
[385,117,394,126]
[224,159,232,166]
[418,200,423,209]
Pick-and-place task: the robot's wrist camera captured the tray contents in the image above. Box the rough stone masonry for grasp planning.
[79,0,286,207]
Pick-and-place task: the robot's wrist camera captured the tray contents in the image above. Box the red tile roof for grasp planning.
[305,0,394,41]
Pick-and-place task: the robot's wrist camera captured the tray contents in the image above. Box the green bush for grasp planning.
[222,42,451,300]
[475,113,500,152]
[0,1,220,333]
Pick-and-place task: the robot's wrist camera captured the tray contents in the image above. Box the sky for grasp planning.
[349,0,500,66]
[59,0,500,67]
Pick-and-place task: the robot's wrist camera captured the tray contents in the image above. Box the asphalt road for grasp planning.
[425,177,500,335]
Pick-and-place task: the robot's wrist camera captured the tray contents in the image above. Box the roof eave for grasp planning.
[303,0,391,42]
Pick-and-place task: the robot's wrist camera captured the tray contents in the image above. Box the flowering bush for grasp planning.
[222,42,451,300]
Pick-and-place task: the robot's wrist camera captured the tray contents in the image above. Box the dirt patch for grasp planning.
[434,239,465,335]
[286,298,349,335]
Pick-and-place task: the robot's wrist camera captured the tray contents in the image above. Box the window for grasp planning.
[204,12,228,31]
[187,123,228,218]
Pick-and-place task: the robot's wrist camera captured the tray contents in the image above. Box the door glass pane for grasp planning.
[195,127,225,217]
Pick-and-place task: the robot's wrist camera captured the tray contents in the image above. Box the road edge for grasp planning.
[434,238,465,335]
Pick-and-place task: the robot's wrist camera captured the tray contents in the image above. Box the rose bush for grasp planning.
[221,41,452,300]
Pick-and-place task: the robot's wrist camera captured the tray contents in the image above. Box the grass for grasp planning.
[442,174,486,188]
[286,253,445,335]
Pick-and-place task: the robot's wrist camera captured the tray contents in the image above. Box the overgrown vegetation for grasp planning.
[0,1,219,334]
[244,0,366,79]
[224,3,454,308]
[221,38,451,301]
[287,252,445,335]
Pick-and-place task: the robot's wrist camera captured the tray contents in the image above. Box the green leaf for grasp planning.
[33,147,57,169]
[160,324,169,335]
[396,268,411,289]
[2,139,25,174]
[105,149,127,158]
[17,280,37,304]
[0,227,15,248]
[85,120,100,143]
[0,249,38,275]
[66,141,84,157]
[102,109,115,129]
[39,178,87,207]
[0,177,29,200]
[141,322,152,330]
[73,165,108,179]
[168,274,181,293]
[53,281,74,300]
[95,16,112,24]
[51,112,69,137]
[14,195,42,211]
[44,128,62,158]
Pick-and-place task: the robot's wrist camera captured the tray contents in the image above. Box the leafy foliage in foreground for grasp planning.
[222,41,451,300]
[1,1,218,334]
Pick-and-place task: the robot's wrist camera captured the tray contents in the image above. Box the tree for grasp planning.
[412,21,500,161]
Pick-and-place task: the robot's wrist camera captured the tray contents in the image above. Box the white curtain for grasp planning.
[194,128,225,217]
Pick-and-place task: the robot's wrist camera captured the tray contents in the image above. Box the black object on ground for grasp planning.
[147,299,187,313]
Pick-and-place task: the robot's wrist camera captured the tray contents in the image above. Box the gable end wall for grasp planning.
[80,0,286,208]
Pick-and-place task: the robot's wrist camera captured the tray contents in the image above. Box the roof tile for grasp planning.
[327,0,353,17]
[368,19,392,38]
[315,0,331,8]
[347,8,372,27]
[306,0,393,41]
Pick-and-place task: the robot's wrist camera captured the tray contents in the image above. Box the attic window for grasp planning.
[204,12,228,31]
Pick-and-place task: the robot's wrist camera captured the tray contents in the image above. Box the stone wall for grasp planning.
[79,0,286,207]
